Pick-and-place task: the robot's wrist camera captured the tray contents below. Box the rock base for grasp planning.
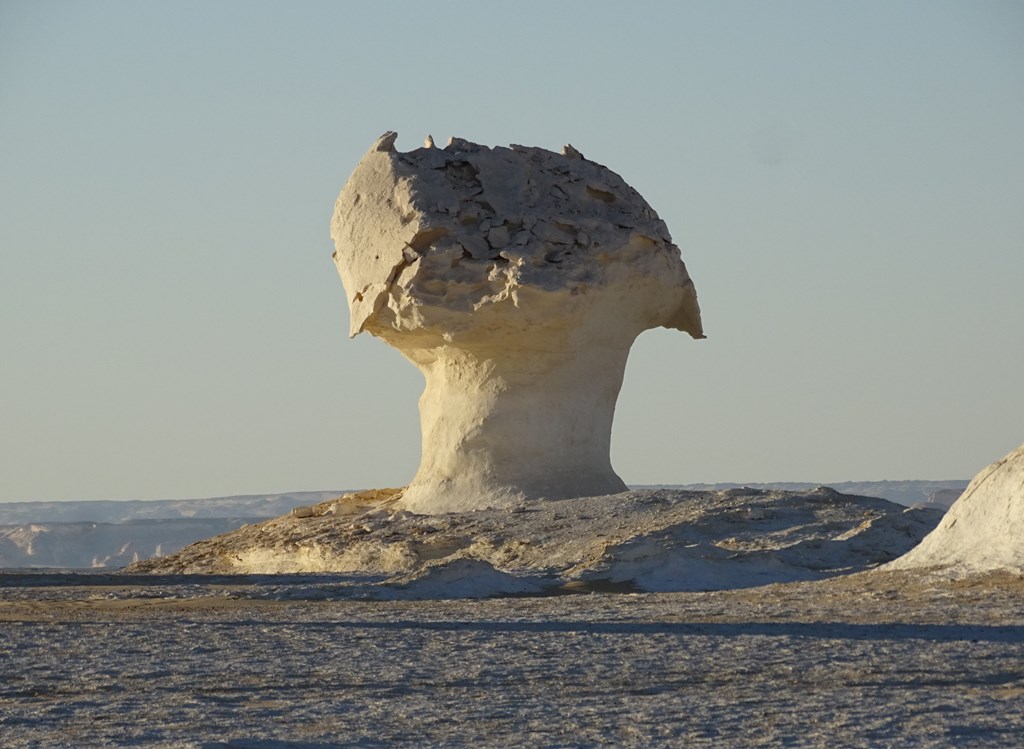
[128,487,944,596]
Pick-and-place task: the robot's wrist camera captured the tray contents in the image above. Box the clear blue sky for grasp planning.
[1,0,1021,501]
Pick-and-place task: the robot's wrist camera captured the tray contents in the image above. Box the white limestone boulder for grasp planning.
[887,442,1024,575]
[331,132,703,513]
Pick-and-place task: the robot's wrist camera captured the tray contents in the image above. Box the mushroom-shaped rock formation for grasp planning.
[331,133,704,514]
[886,442,1024,575]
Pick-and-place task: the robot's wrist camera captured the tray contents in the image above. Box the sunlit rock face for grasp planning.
[887,442,1024,575]
[331,132,703,514]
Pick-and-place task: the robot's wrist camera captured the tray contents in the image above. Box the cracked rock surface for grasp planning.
[331,132,702,340]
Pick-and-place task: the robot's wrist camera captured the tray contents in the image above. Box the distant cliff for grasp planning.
[0,491,347,569]
[661,481,967,509]
[0,491,345,525]
[0,518,261,569]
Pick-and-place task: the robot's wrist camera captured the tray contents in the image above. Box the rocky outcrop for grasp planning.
[331,133,703,513]
[128,487,944,593]
[887,442,1024,575]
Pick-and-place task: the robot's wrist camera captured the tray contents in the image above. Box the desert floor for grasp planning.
[1,571,1022,748]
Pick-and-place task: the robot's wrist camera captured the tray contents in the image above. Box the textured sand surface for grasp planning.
[2,571,1022,748]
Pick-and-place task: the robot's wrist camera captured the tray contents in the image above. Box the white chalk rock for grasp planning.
[887,442,1024,574]
[331,133,703,513]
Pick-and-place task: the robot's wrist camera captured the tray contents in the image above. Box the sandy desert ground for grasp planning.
[2,570,1022,748]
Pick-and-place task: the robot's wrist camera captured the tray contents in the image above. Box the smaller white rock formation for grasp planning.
[331,132,703,514]
[887,442,1024,574]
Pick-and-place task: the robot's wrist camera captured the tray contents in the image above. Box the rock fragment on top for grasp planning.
[330,132,703,341]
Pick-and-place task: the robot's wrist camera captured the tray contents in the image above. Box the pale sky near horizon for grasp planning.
[1,0,1022,502]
